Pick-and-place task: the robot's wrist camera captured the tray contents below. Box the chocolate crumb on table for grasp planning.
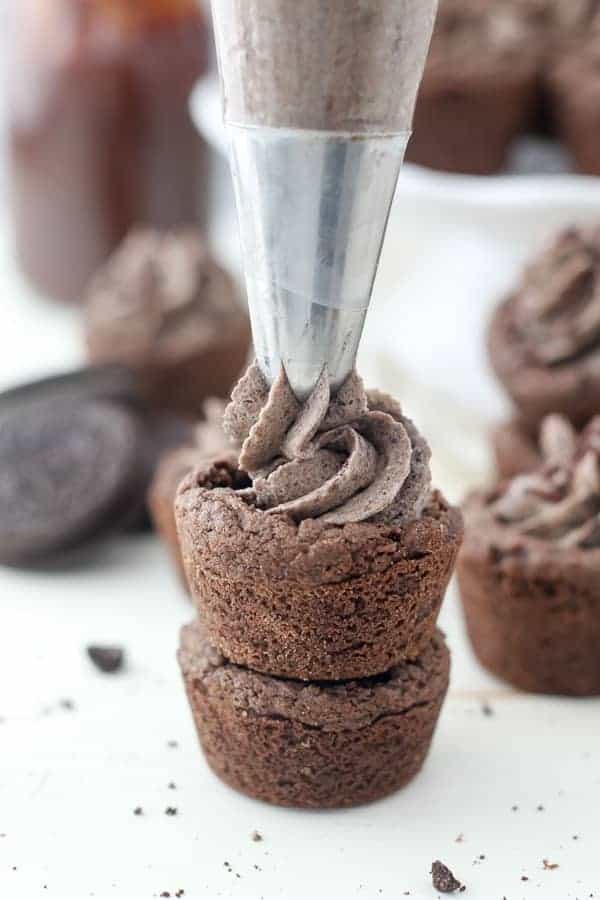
[165,807,178,816]
[543,860,559,870]
[167,740,178,749]
[86,645,124,674]
[133,807,143,816]
[431,861,464,893]
[168,782,177,790]
[481,702,493,716]
[251,830,263,843]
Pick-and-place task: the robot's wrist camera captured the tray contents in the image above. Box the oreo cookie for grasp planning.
[0,365,142,414]
[0,393,146,567]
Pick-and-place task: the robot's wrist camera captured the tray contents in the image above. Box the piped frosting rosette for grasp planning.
[223,363,431,525]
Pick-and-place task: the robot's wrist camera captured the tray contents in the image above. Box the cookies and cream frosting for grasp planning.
[85,229,239,359]
[492,414,600,547]
[514,226,600,365]
[223,363,431,525]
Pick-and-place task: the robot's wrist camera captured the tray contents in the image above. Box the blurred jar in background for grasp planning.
[8,0,210,303]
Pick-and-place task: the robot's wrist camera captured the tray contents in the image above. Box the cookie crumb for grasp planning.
[60,698,75,711]
[168,782,177,790]
[86,645,124,674]
[160,893,170,898]
[511,805,519,812]
[167,740,178,749]
[165,807,177,816]
[175,891,185,898]
[537,804,545,812]
[133,807,143,816]
[455,834,464,843]
[543,860,559,871]
[481,702,493,716]
[521,875,529,882]
[251,830,263,843]
[431,861,463,893]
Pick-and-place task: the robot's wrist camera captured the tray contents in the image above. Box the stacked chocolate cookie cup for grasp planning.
[175,367,462,808]
[489,225,600,479]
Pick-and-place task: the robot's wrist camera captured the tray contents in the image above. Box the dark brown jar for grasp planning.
[9,0,210,303]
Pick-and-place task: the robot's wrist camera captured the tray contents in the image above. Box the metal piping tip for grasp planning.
[228,126,408,400]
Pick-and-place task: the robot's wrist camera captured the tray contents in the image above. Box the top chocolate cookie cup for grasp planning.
[488,227,600,429]
[175,457,463,681]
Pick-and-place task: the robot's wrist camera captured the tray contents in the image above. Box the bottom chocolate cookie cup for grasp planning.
[178,623,450,809]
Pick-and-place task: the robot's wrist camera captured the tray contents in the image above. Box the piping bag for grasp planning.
[211,0,438,400]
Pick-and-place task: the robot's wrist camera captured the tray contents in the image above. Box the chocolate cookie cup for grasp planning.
[148,400,233,587]
[178,622,450,809]
[406,0,539,174]
[178,463,461,680]
[84,228,250,419]
[549,27,600,176]
[459,415,600,695]
[488,226,600,429]
[175,367,462,681]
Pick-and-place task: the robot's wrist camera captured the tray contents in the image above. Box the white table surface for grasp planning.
[1,164,600,900]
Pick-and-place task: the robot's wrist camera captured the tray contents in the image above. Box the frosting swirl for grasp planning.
[514,226,600,365]
[491,414,600,547]
[223,363,431,525]
[85,228,240,360]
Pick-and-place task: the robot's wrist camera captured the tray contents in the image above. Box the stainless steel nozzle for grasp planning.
[212,0,438,400]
